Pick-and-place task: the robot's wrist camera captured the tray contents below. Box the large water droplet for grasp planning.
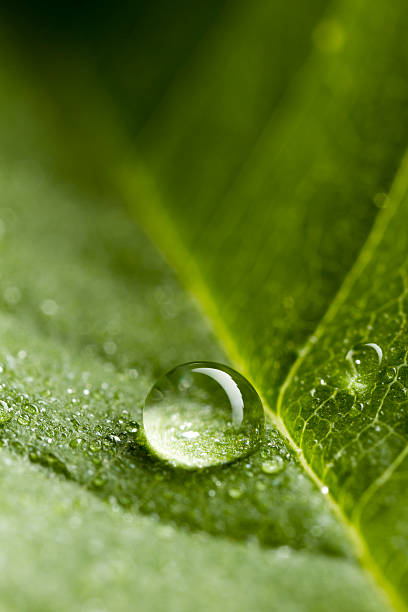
[143,362,265,469]
[346,342,382,382]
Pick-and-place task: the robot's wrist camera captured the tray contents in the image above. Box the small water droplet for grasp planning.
[4,286,21,305]
[0,400,13,425]
[321,486,329,495]
[346,342,382,383]
[143,362,265,469]
[92,476,107,488]
[384,366,397,383]
[40,299,58,316]
[261,456,285,474]
[228,487,244,499]
[89,441,102,453]
[104,340,117,355]
[373,192,389,209]
[17,414,30,426]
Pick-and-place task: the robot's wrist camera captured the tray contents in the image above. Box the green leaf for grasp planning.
[0,38,385,612]
[0,73,383,612]
[1,0,408,610]
[280,154,408,606]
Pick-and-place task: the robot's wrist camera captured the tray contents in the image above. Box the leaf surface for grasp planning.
[1,0,408,610]
[0,40,385,611]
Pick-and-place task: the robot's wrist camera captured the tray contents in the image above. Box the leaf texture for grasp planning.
[1,0,408,610]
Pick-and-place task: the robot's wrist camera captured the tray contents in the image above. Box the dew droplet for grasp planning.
[261,456,285,474]
[40,298,58,316]
[346,342,382,383]
[143,362,265,469]
[0,400,13,425]
[384,366,397,383]
[228,487,244,499]
[373,192,389,209]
